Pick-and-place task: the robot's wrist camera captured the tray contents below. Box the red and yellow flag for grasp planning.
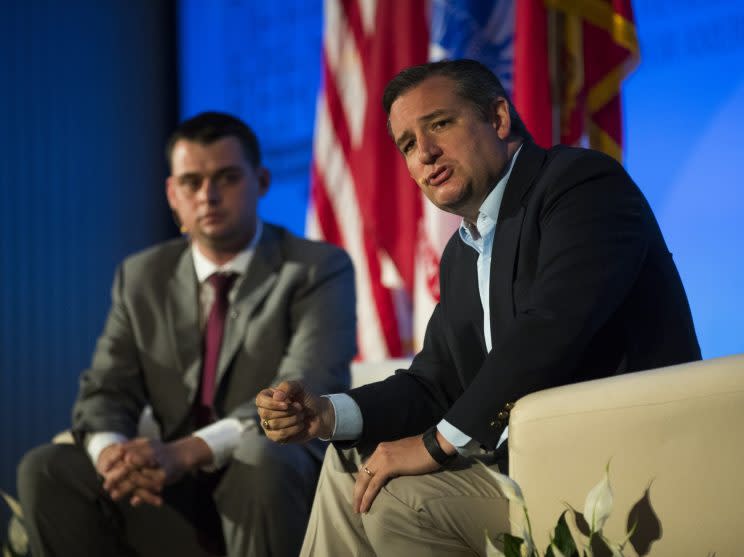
[514,0,639,160]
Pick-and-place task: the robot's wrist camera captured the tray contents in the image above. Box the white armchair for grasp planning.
[507,354,744,556]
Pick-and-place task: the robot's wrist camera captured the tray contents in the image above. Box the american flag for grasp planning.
[307,0,428,360]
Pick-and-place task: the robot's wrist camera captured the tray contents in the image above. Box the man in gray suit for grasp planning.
[17,112,357,556]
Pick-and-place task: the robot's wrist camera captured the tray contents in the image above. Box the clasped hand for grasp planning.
[255,381,335,443]
[97,436,210,507]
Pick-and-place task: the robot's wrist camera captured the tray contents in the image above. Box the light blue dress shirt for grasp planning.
[325,145,523,455]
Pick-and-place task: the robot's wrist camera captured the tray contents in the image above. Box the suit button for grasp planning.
[497,411,509,420]
[489,420,497,427]
[230,310,239,319]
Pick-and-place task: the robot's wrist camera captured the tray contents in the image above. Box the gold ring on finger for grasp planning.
[363,466,374,477]
[262,418,270,430]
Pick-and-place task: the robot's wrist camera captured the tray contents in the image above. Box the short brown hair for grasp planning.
[382,59,532,141]
[166,111,262,168]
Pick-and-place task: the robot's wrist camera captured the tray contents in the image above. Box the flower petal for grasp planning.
[583,463,614,533]
[520,524,535,556]
[0,490,23,518]
[476,460,526,506]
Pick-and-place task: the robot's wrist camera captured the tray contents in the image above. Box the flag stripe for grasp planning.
[312,95,389,359]
[321,31,403,357]
[311,0,428,360]
[310,164,343,246]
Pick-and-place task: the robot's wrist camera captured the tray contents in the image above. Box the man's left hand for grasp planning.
[353,433,454,514]
[103,436,213,506]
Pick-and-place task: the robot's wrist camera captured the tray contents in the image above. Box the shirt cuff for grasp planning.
[86,431,128,467]
[321,394,362,441]
[193,417,247,470]
[437,420,509,457]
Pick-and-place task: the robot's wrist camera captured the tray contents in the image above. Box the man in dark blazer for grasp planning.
[256,60,701,556]
[17,112,357,556]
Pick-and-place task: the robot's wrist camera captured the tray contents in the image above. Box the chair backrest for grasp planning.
[507,354,744,556]
[350,358,410,388]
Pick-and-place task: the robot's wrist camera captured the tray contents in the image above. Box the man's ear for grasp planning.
[490,97,512,140]
[165,177,186,232]
[256,167,271,197]
[165,176,178,210]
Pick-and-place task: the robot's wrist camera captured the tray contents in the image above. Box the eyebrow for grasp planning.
[175,165,244,180]
[393,108,454,151]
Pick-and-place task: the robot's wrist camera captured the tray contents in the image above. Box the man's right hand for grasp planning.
[256,381,335,443]
[96,443,162,506]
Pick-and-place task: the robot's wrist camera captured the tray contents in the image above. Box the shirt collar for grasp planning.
[191,219,263,283]
[459,143,524,242]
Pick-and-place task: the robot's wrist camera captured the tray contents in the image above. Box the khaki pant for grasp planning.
[301,445,511,557]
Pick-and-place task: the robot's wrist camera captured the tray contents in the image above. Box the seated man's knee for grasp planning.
[223,435,319,502]
[18,443,96,505]
[360,483,417,546]
[18,444,62,497]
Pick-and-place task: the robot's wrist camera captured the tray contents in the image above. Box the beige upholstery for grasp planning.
[508,354,744,556]
[350,359,409,388]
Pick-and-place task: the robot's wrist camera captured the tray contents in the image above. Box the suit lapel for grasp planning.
[215,225,281,388]
[165,247,202,404]
[489,142,546,343]
[448,240,488,383]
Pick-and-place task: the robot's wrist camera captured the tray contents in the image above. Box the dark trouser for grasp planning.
[17,435,321,557]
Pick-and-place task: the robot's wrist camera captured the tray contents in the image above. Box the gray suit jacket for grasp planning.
[72,223,356,443]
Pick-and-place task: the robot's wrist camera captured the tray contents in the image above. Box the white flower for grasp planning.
[9,515,29,554]
[0,490,23,518]
[521,534,535,557]
[518,521,536,556]
[476,460,526,506]
[583,463,614,533]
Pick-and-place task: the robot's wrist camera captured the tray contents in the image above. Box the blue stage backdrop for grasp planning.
[178,0,322,237]
[623,0,744,359]
[0,0,178,511]
[178,0,744,360]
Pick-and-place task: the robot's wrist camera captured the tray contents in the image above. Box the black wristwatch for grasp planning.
[422,425,458,466]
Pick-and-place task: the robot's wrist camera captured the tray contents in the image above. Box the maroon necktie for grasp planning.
[195,272,238,426]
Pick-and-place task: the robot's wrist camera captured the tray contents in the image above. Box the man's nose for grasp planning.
[417,135,442,165]
[200,178,221,203]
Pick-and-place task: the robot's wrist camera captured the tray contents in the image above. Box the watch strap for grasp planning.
[422,425,457,466]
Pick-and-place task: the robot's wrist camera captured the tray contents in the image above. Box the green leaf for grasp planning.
[551,512,578,556]
[485,530,507,557]
[503,533,524,557]
[589,533,614,557]
[565,503,591,538]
